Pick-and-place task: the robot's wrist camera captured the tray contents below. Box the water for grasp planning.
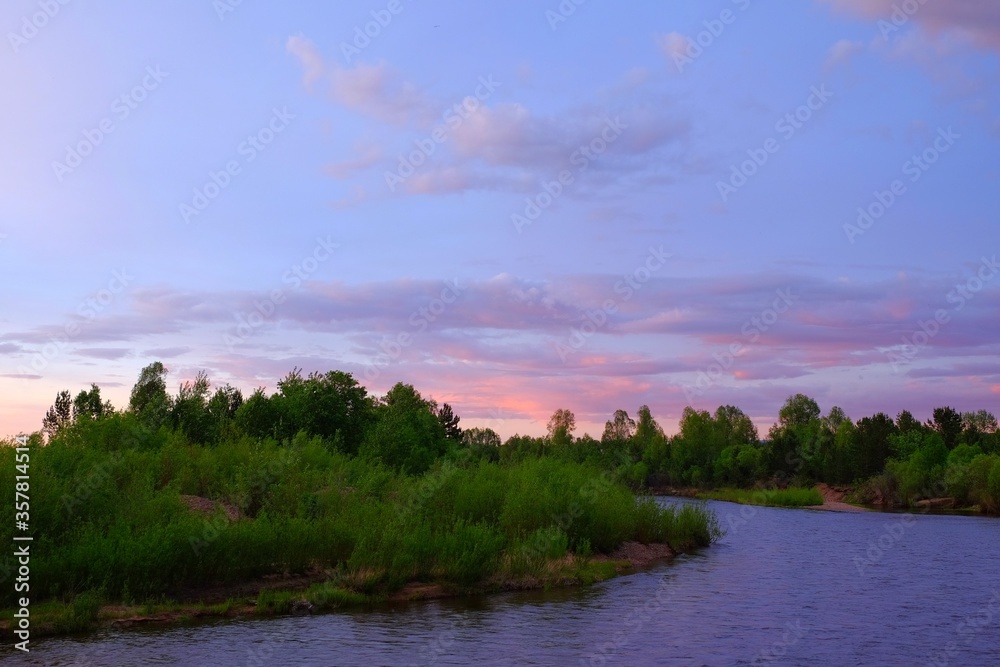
[7,499,1000,666]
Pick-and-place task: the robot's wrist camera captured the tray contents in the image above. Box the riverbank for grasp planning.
[0,541,676,638]
[0,433,724,641]
[805,483,869,512]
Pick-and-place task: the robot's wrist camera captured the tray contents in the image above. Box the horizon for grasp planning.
[3,0,999,440]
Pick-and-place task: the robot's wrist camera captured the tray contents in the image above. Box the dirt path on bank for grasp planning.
[806,483,869,512]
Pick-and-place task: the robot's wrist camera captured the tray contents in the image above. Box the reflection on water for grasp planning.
[8,499,1000,666]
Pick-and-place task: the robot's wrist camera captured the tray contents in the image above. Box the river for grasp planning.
[8,499,1000,666]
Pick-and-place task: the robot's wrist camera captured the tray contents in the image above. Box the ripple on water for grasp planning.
[8,500,1000,667]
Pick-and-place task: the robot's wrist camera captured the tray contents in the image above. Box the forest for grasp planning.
[28,362,1000,511]
[3,362,998,634]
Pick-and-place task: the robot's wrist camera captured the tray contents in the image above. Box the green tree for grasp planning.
[634,405,667,465]
[767,394,822,478]
[462,426,501,463]
[128,361,172,429]
[273,369,373,452]
[72,384,109,422]
[436,403,463,441]
[854,413,897,479]
[601,409,636,446]
[462,427,501,448]
[171,370,212,443]
[361,383,447,473]
[207,384,243,421]
[896,410,923,434]
[42,390,73,439]
[714,405,758,446]
[962,410,998,449]
[778,393,821,428]
[233,388,278,439]
[547,408,576,446]
[930,407,963,450]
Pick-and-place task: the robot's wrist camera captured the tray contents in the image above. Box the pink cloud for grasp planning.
[818,0,1000,51]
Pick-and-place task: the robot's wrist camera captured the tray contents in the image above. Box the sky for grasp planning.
[1,0,998,440]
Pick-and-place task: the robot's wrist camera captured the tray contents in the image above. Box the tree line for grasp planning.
[30,363,1000,511]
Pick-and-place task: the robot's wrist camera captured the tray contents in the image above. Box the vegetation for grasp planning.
[0,364,721,636]
[698,487,824,507]
[5,362,998,635]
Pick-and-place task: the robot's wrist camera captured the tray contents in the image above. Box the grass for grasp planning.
[698,486,824,507]
[0,433,722,637]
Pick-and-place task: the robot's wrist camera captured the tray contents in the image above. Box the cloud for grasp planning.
[285,33,691,197]
[824,39,865,70]
[656,32,691,67]
[286,34,326,89]
[74,348,133,360]
[324,143,383,180]
[143,346,192,359]
[286,35,435,127]
[817,0,1000,51]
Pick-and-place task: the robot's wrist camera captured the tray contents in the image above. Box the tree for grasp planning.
[633,405,666,463]
[547,408,576,446]
[234,388,278,440]
[172,370,212,443]
[770,395,822,478]
[436,403,463,441]
[207,384,243,421]
[42,390,73,439]
[129,361,172,429]
[462,427,501,448]
[72,384,108,422]
[896,410,923,434]
[778,394,821,428]
[714,405,758,446]
[633,405,664,446]
[462,426,501,463]
[273,369,374,452]
[854,413,897,478]
[360,383,447,473]
[962,410,998,448]
[601,409,636,445]
[930,407,963,450]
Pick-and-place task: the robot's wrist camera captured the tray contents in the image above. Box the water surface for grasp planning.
[9,499,999,666]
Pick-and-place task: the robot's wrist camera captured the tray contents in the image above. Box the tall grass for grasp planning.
[0,423,721,612]
[699,486,823,507]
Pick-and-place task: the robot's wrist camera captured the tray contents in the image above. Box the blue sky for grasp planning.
[2,0,998,438]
